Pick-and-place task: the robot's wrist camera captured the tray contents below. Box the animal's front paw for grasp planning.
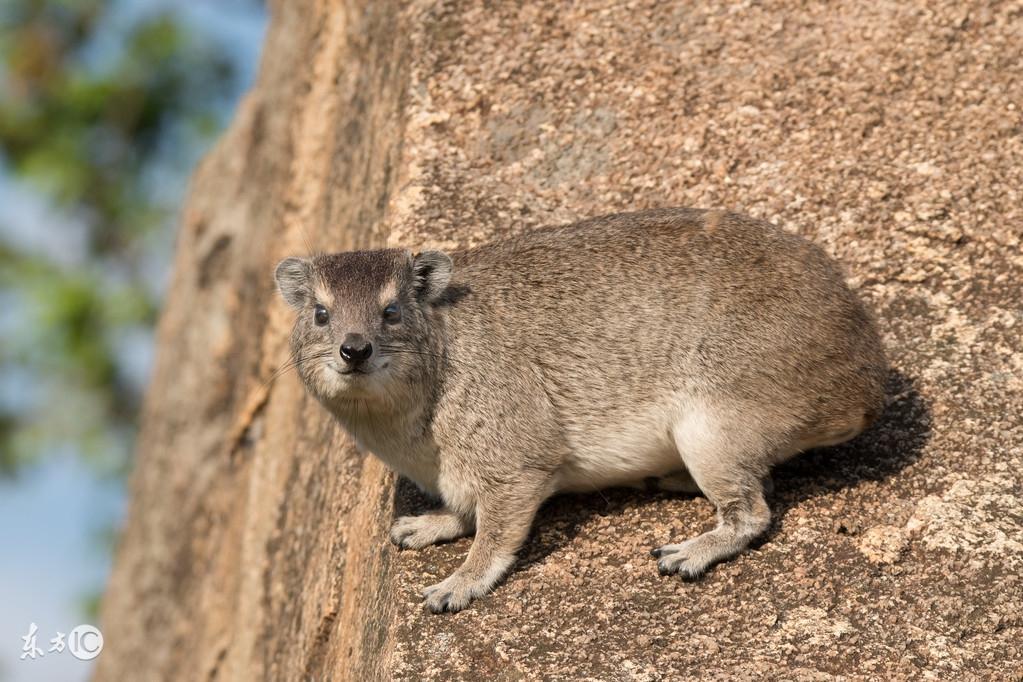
[389,513,470,550]
[390,515,438,549]
[421,573,486,614]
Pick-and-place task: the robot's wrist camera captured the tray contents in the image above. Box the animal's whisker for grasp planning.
[274,350,334,372]
[377,345,447,360]
[263,350,336,387]
[378,350,449,362]
[263,358,333,388]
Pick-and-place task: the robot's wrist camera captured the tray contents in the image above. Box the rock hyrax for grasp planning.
[275,208,886,613]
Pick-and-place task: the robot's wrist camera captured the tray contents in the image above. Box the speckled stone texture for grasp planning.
[97,1,1022,680]
[387,1,1022,678]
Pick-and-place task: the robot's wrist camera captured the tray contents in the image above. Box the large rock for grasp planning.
[96,1,1023,679]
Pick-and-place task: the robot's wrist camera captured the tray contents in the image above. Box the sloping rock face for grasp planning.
[97,1,1023,679]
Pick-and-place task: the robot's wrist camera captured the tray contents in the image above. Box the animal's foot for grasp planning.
[422,573,488,614]
[651,528,745,580]
[389,513,471,550]
[650,540,707,580]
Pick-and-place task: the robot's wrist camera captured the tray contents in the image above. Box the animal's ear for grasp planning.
[411,250,453,302]
[274,257,313,309]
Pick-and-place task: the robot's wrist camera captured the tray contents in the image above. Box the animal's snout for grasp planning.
[340,334,373,364]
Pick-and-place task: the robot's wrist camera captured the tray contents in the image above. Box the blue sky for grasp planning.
[0,2,266,680]
[0,457,123,682]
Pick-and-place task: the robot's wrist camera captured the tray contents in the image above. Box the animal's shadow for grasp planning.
[392,369,931,572]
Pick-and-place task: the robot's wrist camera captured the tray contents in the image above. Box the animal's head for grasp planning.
[274,248,452,404]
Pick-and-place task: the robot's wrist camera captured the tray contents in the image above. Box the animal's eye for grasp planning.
[382,302,402,324]
[314,304,329,326]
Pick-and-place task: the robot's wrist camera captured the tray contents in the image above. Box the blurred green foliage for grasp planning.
[0,0,245,476]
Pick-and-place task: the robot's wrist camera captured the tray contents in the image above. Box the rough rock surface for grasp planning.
[97,1,1023,680]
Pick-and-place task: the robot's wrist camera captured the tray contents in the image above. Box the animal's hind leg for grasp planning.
[651,408,774,579]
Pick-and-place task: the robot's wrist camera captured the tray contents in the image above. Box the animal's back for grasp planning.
[444,208,886,489]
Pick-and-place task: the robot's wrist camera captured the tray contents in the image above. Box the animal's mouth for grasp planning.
[332,362,387,377]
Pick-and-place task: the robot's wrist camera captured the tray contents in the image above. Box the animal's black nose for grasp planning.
[340,335,373,364]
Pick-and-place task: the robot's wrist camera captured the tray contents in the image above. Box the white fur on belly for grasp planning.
[554,402,690,493]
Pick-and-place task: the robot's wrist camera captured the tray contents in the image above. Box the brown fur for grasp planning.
[275,208,887,613]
